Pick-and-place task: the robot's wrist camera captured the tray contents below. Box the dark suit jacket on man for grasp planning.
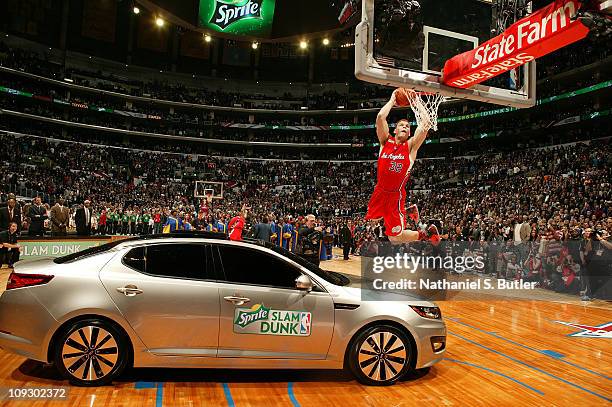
[75,207,92,236]
[253,223,272,242]
[339,225,352,245]
[0,206,21,232]
[28,204,48,235]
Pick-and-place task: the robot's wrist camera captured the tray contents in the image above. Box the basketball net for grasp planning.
[407,91,444,132]
[205,192,213,205]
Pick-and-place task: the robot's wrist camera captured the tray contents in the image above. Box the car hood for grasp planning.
[324,273,438,307]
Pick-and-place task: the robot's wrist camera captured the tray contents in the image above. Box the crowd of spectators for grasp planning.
[1,132,610,298]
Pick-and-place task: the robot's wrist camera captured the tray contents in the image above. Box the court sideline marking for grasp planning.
[446,317,611,380]
[448,331,611,402]
[222,383,235,407]
[443,358,544,395]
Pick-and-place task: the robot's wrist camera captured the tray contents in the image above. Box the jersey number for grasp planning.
[389,162,403,173]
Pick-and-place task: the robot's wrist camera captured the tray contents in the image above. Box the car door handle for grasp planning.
[116,285,143,297]
[223,296,250,306]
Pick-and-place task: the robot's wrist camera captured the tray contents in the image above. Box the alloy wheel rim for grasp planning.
[358,331,407,382]
[61,326,119,381]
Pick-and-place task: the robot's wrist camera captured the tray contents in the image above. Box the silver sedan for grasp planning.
[0,233,446,386]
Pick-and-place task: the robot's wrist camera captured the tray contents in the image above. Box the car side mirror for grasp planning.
[295,275,313,292]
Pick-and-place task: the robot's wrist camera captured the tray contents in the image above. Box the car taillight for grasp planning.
[6,273,54,290]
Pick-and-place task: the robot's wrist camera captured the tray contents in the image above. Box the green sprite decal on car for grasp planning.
[233,304,312,336]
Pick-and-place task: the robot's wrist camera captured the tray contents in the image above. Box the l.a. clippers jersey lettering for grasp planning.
[376,137,411,191]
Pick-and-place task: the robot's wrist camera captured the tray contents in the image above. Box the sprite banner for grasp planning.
[19,239,109,260]
[199,0,276,37]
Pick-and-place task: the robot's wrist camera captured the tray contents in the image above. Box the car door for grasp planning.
[213,242,335,360]
[100,243,219,357]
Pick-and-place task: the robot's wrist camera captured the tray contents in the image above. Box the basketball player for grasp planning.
[365,89,440,244]
[228,204,250,241]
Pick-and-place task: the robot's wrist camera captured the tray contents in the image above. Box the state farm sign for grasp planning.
[442,0,589,89]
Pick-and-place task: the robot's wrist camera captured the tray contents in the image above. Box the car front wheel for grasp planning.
[348,324,413,386]
[53,319,129,386]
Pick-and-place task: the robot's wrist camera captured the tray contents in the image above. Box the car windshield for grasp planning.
[250,239,350,286]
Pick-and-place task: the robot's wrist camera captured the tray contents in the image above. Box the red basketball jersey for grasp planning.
[376,137,411,191]
[228,215,245,241]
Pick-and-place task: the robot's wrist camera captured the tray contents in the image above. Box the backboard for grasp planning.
[195,181,224,199]
[355,0,537,108]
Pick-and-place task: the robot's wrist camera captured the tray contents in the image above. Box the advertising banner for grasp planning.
[199,0,276,38]
[19,239,110,260]
[442,0,589,88]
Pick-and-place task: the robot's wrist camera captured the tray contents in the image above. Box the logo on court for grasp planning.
[554,321,612,338]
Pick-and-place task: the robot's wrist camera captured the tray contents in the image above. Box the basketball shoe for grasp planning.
[406,204,419,223]
[418,224,440,245]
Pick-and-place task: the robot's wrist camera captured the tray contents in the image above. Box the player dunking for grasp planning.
[366,89,440,244]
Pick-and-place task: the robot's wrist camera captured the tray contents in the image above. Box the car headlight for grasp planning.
[410,306,442,319]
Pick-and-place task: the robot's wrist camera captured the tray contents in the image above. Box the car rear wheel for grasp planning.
[348,325,413,386]
[53,319,129,386]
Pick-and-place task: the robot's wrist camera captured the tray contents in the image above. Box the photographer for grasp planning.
[0,222,20,268]
[296,214,323,267]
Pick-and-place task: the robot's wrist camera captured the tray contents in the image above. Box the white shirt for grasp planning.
[514,223,522,244]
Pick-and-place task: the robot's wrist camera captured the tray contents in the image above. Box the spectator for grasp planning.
[0,196,21,233]
[50,198,70,236]
[27,196,47,236]
[163,210,180,233]
[252,215,272,242]
[0,222,20,268]
[75,200,93,236]
[339,221,353,260]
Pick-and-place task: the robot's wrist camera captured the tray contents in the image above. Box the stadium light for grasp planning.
[322,38,330,46]
[299,40,308,49]
[204,34,211,42]
[252,41,259,49]
[133,6,140,14]
[155,17,165,27]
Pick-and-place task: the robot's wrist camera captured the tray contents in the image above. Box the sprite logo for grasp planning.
[210,0,263,30]
[234,303,270,328]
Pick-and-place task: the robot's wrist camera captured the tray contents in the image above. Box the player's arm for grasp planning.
[408,124,430,159]
[376,91,397,145]
[241,204,250,219]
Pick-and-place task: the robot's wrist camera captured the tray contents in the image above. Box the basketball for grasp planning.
[394,88,411,106]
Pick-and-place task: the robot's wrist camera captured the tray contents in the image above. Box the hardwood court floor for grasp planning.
[0,259,610,406]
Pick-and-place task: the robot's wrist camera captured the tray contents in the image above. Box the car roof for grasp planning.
[118,231,227,244]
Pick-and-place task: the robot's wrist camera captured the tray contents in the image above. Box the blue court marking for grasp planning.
[540,350,565,358]
[134,382,164,407]
[288,382,300,407]
[449,331,612,402]
[135,381,157,389]
[444,358,544,396]
[155,382,164,407]
[446,317,611,380]
[222,383,236,407]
